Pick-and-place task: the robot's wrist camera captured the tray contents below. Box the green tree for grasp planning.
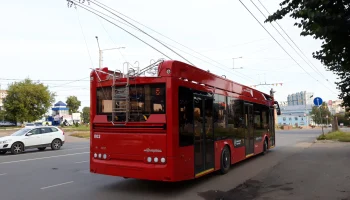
[3,79,55,123]
[265,1,350,108]
[0,110,7,122]
[335,112,350,126]
[66,96,81,114]
[82,107,90,123]
[310,102,332,125]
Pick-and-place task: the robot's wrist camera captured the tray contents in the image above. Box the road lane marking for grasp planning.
[75,161,89,164]
[0,152,89,165]
[40,181,74,190]
[3,147,89,158]
[0,173,7,176]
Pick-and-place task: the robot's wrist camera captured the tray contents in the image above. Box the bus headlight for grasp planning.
[161,157,166,163]
[94,153,97,158]
[103,154,107,159]
[98,153,102,159]
[154,157,159,163]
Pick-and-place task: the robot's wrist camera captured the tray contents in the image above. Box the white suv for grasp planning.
[0,126,65,155]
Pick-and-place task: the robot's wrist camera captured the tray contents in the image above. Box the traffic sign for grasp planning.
[313,97,323,106]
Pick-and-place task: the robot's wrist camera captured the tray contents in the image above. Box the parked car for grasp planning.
[24,123,36,128]
[0,126,65,155]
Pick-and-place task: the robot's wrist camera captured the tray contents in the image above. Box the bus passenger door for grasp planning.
[193,94,215,177]
[244,103,254,156]
[269,108,275,147]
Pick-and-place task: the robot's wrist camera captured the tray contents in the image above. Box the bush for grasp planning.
[74,122,79,127]
[317,131,350,142]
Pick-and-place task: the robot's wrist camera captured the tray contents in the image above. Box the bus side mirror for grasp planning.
[277,108,281,115]
[274,101,281,115]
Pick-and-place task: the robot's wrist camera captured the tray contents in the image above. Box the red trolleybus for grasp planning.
[90,59,281,182]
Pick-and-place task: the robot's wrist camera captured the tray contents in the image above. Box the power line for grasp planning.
[88,0,269,88]
[67,0,263,86]
[194,38,270,53]
[49,77,90,88]
[251,0,330,83]
[76,8,95,68]
[0,78,89,82]
[96,17,128,63]
[67,0,173,60]
[239,0,337,95]
[89,0,195,65]
[257,0,330,81]
[91,0,208,61]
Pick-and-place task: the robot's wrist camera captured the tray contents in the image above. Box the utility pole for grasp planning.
[95,36,125,70]
[95,36,102,69]
[251,82,283,88]
[232,56,243,70]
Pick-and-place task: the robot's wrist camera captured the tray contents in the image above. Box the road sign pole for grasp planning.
[313,97,324,135]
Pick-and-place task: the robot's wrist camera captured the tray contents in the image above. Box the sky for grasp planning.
[0,0,340,111]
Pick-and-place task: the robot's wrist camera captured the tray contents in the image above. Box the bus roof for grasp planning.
[158,60,274,101]
[90,59,274,102]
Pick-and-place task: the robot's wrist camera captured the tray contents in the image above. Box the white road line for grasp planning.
[0,152,89,165]
[5,147,89,158]
[62,147,89,151]
[0,173,7,176]
[40,181,74,190]
[75,161,89,164]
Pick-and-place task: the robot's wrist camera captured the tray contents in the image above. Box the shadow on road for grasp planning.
[95,151,274,198]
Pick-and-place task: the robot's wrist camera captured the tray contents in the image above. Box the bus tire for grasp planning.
[220,145,231,174]
[262,138,268,155]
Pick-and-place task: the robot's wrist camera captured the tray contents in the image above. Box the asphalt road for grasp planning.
[0,128,331,200]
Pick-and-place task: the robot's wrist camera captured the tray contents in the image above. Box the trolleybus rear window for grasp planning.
[96,84,166,121]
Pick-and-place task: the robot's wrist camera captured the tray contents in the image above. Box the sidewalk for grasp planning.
[202,141,350,200]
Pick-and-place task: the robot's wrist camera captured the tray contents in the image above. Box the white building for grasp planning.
[278,91,315,127]
[287,91,314,106]
[328,100,346,115]
[0,90,8,111]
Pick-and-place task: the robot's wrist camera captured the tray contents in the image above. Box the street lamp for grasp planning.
[95,36,126,69]
[232,56,243,70]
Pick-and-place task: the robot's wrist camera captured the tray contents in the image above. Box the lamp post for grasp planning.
[232,56,243,70]
[95,36,125,69]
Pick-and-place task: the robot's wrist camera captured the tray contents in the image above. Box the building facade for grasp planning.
[287,91,314,106]
[277,104,313,127]
[0,90,8,111]
[328,100,346,115]
[278,91,315,127]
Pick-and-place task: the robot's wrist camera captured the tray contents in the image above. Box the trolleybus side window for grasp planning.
[213,94,229,140]
[227,98,245,147]
[253,104,269,142]
[179,87,194,147]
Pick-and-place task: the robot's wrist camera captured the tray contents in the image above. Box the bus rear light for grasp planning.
[93,152,109,160]
[145,156,166,164]
[161,157,166,163]
[153,157,159,163]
